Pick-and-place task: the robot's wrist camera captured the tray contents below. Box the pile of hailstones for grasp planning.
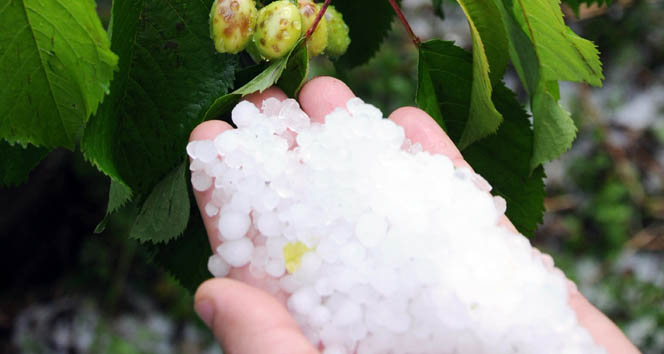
[187,98,605,354]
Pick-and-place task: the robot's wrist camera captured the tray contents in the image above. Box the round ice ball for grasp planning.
[355,212,387,248]
[191,170,212,191]
[232,100,261,128]
[207,254,231,277]
[256,212,283,238]
[288,286,321,315]
[217,237,254,267]
[218,210,251,241]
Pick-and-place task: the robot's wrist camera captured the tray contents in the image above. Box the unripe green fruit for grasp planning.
[210,0,258,54]
[324,5,350,58]
[298,0,328,57]
[253,0,302,60]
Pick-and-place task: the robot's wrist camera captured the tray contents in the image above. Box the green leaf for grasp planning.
[234,61,269,88]
[333,0,396,69]
[432,0,445,19]
[458,0,509,84]
[0,141,49,187]
[416,55,446,130]
[0,0,118,149]
[492,0,602,168]
[130,161,190,243]
[204,39,306,121]
[507,0,603,86]
[203,94,242,122]
[456,0,508,148]
[235,55,290,96]
[492,0,540,94]
[416,40,473,142]
[464,84,545,236]
[145,199,211,293]
[108,179,133,214]
[530,83,577,169]
[277,41,309,98]
[94,179,133,234]
[417,40,545,235]
[80,0,144,189]
[82,0,236,197]
[203,54,287,120]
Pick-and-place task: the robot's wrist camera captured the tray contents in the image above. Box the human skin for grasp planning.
[189,76,641,354]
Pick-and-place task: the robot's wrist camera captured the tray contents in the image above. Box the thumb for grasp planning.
[194,278,319,354]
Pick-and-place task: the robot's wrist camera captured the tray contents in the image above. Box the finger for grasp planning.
[388,107,470,169]
[189,87,289,252]
[568,286,641,354]
[195,278,319,354]
[189,120,234,251]
[299,76,356,123]
[388,107,517,233]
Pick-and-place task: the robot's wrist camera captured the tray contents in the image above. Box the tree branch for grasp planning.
[388,0,420,46]
[306,0,333,38]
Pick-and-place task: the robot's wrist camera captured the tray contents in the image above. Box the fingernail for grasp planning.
[194,299,215,327]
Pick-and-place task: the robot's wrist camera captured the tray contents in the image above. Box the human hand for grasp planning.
[189,76,640,354]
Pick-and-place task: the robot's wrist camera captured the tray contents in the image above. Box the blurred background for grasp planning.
[1,0,662,352]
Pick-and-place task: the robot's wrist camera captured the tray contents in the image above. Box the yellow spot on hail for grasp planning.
[283,241,312,273]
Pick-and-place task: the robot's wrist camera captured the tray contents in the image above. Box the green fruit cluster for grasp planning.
[210,0,258,54]
[210,0,351,61]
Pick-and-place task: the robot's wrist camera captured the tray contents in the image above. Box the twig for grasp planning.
[306,0,333,38]
[388,0,420,46]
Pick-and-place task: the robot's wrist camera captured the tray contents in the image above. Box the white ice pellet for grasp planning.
[323,344,348,354]
[190,97,606,354]
[217,210,250,241]
[315,277,335,296]
[279,274,301,293]
[280,98,311,132]
[454,166,473,181]
[316,238,340,263]
[297,252,322,280]
[191,170,212,191]
[211,189,229,207]
[186,141,197,159]
[207,254,231,277]
[217,237,254,267]
[409,142,423,154]
[189,158,205,171]
[204,203,219,217]
[194,140,217,163]
[231,100,261,128]
[472,172,493,193]
[266,237,287,259]
[261,97,282,117]
[493,195,507,215]
[255,212,282,237]
[355,212,387,248]
[265,258,286,277]
[346,97,381,120]
[332,299,362,326]
[310,305,332,326]
[288,286,320,315]
[339,241,367,267]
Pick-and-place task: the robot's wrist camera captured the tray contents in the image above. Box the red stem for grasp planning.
[306,0,333,38]
[388,0,420,46]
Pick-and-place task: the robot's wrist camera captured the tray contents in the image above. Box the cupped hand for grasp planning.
[189,77,639,354]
